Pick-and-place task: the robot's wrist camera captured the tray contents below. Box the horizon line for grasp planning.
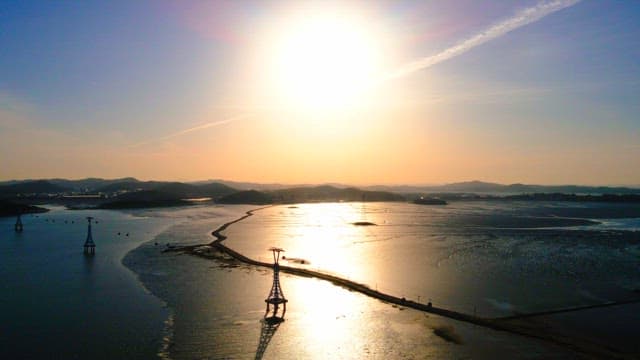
[1,177,639,189]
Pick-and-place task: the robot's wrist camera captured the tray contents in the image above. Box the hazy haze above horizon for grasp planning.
[1,1,639,185]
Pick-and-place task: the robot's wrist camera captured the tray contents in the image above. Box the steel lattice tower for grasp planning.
[264,247,287,322]
[14,214,23,232]
[84,217,96,255]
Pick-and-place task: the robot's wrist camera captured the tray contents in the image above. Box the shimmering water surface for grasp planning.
[226,202,640,317]
[3,201,640,359]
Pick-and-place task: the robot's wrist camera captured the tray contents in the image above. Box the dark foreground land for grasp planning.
[0,200,48,217]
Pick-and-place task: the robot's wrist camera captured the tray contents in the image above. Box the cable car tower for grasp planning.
[15,213,23,232]
[264,247,287,323]
[83,217,96,256]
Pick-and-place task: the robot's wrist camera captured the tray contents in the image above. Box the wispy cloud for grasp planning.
[128,115,246,148]
[385,0,581,80]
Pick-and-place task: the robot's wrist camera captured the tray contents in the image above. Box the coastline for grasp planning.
[89,209,180,360]
[121,204,259,358]
[167,205,639,359]
[118,213,182,359]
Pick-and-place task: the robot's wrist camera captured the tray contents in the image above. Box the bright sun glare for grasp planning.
[269,13,382,110]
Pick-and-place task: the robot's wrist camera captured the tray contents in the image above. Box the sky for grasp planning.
[1,0,639,185]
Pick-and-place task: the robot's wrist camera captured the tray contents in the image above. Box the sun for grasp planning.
[268,12,382,110]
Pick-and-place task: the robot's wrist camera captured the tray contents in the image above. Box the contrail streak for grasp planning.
[129,1,579,145]
[384,0,581,80]
[128,115,246,148]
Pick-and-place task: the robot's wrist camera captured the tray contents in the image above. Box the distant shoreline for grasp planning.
[3,178,640,211]
[0,200,49,217]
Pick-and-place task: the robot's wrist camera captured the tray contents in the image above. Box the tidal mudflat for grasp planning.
[131,201,640,359]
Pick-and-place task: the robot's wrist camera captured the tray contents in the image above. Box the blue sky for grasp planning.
[1,1,639,185]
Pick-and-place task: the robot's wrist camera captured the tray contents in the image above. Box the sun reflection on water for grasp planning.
[281,277,376,359]
[226,202,443,304]
[277,203,381,282]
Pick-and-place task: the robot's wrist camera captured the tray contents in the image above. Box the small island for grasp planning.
[412,196,447,205]
[352,221,377,226]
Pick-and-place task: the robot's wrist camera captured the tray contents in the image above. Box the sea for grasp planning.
[1,201,639,359]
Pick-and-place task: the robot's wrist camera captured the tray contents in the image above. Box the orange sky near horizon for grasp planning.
[1,1,639,186]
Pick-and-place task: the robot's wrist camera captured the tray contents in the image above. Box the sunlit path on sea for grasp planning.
[225,203,640,318]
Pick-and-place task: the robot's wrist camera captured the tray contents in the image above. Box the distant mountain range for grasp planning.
[204,179,640,195]
[217,186,405,205]
[364,180,640,195]
[0,178,236,198]
[0,180,71,195]
[1,178,639,208]
[1,178,639,197]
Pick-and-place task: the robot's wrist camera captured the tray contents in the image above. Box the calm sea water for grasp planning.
[3,201,639,359]
[0,206,177,359]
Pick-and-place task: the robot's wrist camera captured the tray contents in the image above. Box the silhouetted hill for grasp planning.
[215,186,405,205]
[113,190,181,202]
[98,184,402,206]
[502,184,639,195]
[98,190,192,209]
[217,190,273,205]
[437,181,504,193]
[420,192,640,203]
[98,199,191,209]
[504,193,640,202]
[0,200,49,217]
[0,177,141,192]
[95,181,159,193]
[368,181,640,195]
[95,181,238,209]
[94,180,236,198]
[195,182,237,197]
[0,180,69,196]
[48,177,139,191]
[2,178,638,203]
[191,179,291,191]
[271,185,405,203]
[154,182,199,196]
